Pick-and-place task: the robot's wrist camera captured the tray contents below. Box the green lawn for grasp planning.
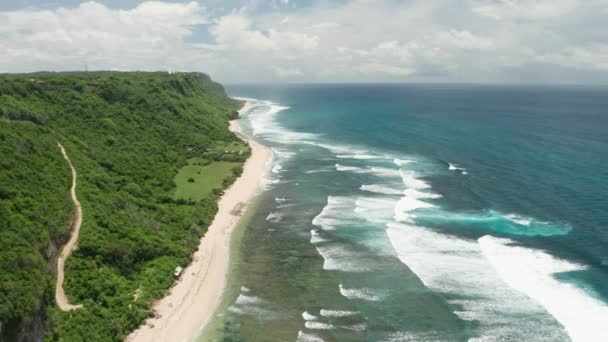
[212,140,247,153]
[173,159,240,201]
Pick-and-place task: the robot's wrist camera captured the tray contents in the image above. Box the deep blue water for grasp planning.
[206,84,608,341]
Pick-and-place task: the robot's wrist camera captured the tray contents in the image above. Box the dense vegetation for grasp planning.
[0,72,247,341]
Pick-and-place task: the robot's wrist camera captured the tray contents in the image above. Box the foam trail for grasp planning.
[370,167,401,178]
[343,323,367,332]
[302,311,318,321]
[272,164,282,174]
[315,244,371,272]
[339,284,387,301]
[266,212,283,223]
[310,230,328,244]
[479,236,608,342]
[228,293,280,319]
[305,321,335,330]
[297,331,325,342]
[386,223,569,341]
[335,163,366,173]
[312,196,357,230]
[400,170,430,189]
[394,158,414,166]
[355,197,398,224]
[260,177,280,190]
[360,184,403,195]
[448,163,467,174]
[235,97,317,148]
[505,213,532,226]
[314,142,368,156]
[394,189,440,223]
[320,309,359,317]
[337,154,380,160]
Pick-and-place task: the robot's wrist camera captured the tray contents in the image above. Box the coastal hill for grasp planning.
[0,72,247,341]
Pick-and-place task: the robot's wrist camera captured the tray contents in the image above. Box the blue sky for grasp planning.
[1,0,607,83]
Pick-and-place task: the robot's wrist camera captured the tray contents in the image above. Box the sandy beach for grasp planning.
[127,102,270,342]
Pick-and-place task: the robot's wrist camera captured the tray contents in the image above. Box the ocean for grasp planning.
[200,84,608,342]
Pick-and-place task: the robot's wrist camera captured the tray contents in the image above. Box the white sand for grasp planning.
[127,102,271,342]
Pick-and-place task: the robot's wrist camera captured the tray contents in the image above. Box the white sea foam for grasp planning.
[236,97,317,148]
[355,197,398,224]
[400,170,430,189]
[504,213,532,226]
[370,167,401,178]
[393,189,440,223]
[338,284,388,301]
[302,311,318,321]
[297,331,325,342]
[386,223,569,341]
[335,164,399,176]
[392,171,439,222]
[394,158,414,166]
[320,309,359,317]
[479,235,608,342]
[342,323,367,332]
[315,244,371,272]
[228,293,280,319]
[275,197,287,203]
[335,163,365,172]
[360,184,403,195]
[233,293,263,306]
[448,163,467,174]
[272,164,283,174]
[271,147,296,160]
[310,230,328,244]
[382,331,448,342]
[305,321,335,330]
[314,142,363,154]
[337,154,380,160]
[305,168,328,174]
[312,196,357,230]
[266,212,283,223]
[260,176,280,190]
[249,103,290,138]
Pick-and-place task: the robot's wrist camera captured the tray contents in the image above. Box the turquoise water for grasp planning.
[204,85,608,341]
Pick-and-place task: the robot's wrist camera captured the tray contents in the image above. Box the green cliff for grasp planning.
[0,72,246,341]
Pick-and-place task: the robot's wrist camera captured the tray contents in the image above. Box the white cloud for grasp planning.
[0,1,206,70]
[359,63,414,76]
[472,0,578,20]
[373,41,414,62]
[0,0,607,83]
[435,29,494,51]
[210,13,318,51]
[274,66,303,77]
[536,44,608,71]
[211,13,276,50]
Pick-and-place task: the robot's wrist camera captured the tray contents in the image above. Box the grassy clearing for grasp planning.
[202,140,249,162]
[173,159,241,201]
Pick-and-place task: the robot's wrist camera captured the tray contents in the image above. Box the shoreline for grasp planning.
[127,101,271,342]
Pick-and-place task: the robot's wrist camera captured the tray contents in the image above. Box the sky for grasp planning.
[1,0,607,84]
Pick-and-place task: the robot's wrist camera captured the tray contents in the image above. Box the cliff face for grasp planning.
[0,72,242,341]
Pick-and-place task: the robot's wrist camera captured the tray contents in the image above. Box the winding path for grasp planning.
[55,142,83,311]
